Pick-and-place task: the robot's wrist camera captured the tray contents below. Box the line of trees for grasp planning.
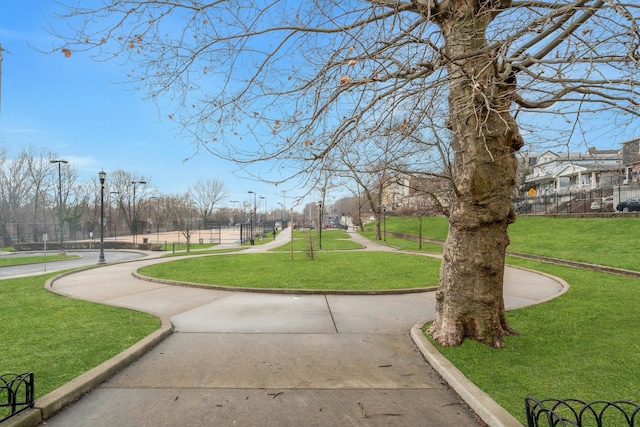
[0,146,228,246]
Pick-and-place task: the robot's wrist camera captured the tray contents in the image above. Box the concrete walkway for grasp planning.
[13,230,566,427]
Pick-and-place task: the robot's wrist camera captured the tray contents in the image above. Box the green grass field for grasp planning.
[0,273,159,407]
[430,257,640,425]
[3,215,639,424]
[139,251,440,290]
[373,215,640,271]
[270,229,364,251]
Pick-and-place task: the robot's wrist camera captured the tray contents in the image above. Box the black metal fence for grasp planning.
[3,222,234,246]
[514,185,640,215]
[0,372,34,422]
[525,397,640,427]
[239,221,277,244]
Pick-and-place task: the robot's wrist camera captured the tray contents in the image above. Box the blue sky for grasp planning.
[0,0,299,209]
[2,1,638,211]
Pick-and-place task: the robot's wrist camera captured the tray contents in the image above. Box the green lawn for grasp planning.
[430,257,640,425]
[374,215,450,241]
[375,215,640,271]
[360,230,443,253]
[160,241,218,252]
[0,273,160,408]
[139,251,440,291]
[4,214,639,424]
[363,215,640,422]
[508,216,640,270]
[270,229,363,251]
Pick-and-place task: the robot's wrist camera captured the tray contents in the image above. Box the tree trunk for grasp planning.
[427,1,523,348]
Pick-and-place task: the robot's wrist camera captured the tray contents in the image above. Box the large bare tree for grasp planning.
[0,147,30,245]
[188,178,227,225]
[52,1,640,347]
[107,170,152,236]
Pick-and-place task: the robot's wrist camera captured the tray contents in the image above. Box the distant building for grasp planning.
[378,175,451,214]
[524,148,623,194]
[381,176,410,210]
[621,137,640,184]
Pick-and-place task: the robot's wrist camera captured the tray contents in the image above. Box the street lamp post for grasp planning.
[50,159,68,255]
[98,171,106,264]
[318,201,323,249]
[248,191,256,244]
[132,180,147,244]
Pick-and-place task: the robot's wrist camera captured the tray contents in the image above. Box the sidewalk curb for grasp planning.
[5,321,172,427]
[411,325,524,427]
[4,269,174,427]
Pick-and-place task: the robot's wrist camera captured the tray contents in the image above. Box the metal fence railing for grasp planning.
[0,372,34,422]
[514,185,640,215]
[525,397,640,427]
[239,221,277,244]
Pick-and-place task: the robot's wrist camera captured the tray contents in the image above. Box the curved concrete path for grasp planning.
[16,230,565,427]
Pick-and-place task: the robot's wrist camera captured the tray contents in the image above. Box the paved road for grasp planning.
[34,231,563,426]
[0,250,147,279]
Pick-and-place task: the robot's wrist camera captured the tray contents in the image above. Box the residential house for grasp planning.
[381,176,411,210]
[621,137,640,184]
[524,148,623,195]
[378,173,453,213]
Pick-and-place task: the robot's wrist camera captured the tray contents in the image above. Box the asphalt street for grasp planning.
[0,250,146,278]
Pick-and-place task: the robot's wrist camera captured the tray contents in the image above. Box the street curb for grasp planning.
[39,323,172,421]
[4,270,174,427]
[409,270,569,427]
[6,322,172,427]
[410,325,524,427]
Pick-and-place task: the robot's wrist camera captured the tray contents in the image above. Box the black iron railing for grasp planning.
[525,397,640,427]
[0,372,34,422]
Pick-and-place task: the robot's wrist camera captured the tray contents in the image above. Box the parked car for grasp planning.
[616,197,640,212]
[590,196,614,210]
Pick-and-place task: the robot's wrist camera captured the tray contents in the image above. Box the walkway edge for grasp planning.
[41,323,172,421]
[411,325,524,427]
[5,273,174,427]
[6,323,172,427]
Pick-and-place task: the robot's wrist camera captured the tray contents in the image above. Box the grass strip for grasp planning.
[359,231,443,253]
[426,257,640,425]
[159,242,218,252]
[161,247,246,258]
[139,252,440,291]
[0,273,160,405]
[270,230,363,251]
[0,254,78,267]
